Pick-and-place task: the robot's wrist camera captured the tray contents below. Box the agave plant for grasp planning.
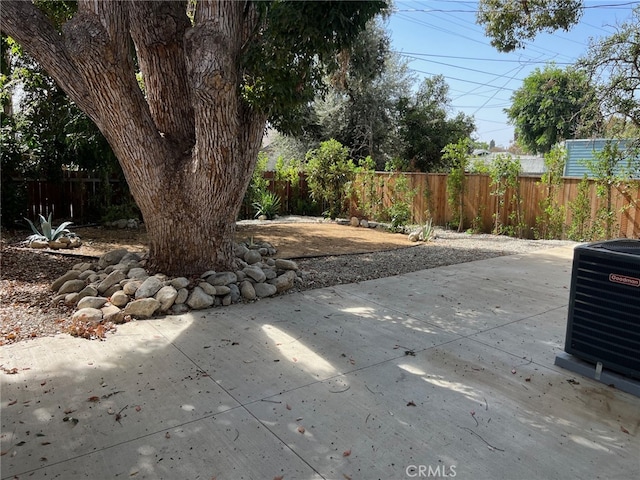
[25,213,74,242]
[252,191,281,220]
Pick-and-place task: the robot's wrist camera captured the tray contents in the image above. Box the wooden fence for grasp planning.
[349,172,640,239]
[19,171,640,239]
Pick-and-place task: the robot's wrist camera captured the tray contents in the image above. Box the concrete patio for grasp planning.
[1,245,638,479]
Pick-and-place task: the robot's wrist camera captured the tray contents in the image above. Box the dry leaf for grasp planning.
[297,426,305,434]
[511,368,517,374]
[8,399,17,406]
[620,425,630,434]
[406,401,416,407]
[273,476,284,480]
[165,432,171,439]
[135,405,142,412]
[87,396,100,403]
[343,449,351,457]
[285,404,292,410]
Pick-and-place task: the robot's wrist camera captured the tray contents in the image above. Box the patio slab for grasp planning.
[1,245,638,480]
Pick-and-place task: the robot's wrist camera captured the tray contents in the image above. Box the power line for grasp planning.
[395,51,574,65]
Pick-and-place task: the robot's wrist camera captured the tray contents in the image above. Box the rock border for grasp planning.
[50,239,301,325]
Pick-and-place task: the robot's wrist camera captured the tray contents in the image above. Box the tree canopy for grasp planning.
[0,0,387,275]
[506,64,602,153]
[580,6,640,131]
[477,0,583,52]
[397,75,475,171]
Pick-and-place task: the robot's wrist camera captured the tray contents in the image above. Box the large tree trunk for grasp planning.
[1,0,265,276]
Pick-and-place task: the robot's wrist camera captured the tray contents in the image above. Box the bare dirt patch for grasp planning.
[50,221,413,259]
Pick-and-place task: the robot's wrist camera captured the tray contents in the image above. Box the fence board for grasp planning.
[18,171,640,239]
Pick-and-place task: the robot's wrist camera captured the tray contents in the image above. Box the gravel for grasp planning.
[0,227,576,345]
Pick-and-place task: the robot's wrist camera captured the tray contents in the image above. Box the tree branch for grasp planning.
[0,0,97,122]
[129,1,195,151]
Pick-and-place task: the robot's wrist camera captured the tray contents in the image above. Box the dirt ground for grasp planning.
[63,221,415,259]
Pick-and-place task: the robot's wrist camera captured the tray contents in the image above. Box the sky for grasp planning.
[387,0,639,148]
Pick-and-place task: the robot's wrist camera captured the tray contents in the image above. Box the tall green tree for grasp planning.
[477,0,583,52]
[397,75,475,171]
[580,6,640,131]
[506,65,602,154]
[1,0,386,276]
[314,20,413,167]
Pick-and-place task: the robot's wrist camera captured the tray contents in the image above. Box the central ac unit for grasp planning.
[564,239,640,380]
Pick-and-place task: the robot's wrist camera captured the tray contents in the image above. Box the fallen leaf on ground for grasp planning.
[8,399,17,406]
[343,449,351,457]
[135,405,142,412]
[297,426,305,434]
[165,432,171,439]
[87,396,100,402]
[286,404,292,410]
[620,425,630,434]
[511,369,517,374]
[406,401,416,407]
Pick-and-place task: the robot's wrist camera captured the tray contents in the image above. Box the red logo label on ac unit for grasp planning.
[609,273,640,287]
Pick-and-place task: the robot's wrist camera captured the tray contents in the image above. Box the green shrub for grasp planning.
[25,213,74,242]
[253,191,281,220]
[305,139,356,219]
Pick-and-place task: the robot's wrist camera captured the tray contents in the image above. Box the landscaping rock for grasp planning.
[244,249,262,265]
[243,265,266,283]
[51,270,81,292]
[72,308,103,323]
[97,270,127,294]
[269,270,297,293]
[275,258,298,271]
[123,298,160,318]
[77,296,108,310]
[135,276,164,299]
[155,285,178,311]
[54,245,302,325]
[198,282,217,296]
[350,216,360,227]
[207,272,237,286]
[110,290,130,307]
[127,267,148,279]
[186,287,214,309]
[123,280,143,296]
[240,280,256,300]
[98,248,129,268]
[58,279,86,295]
[175,288,189,305]
[254,282,277,298]
[171,277,190,289]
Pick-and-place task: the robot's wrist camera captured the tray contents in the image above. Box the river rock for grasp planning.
[98,248,129,269]
[228,283,241,303]
[102,304,124,323]
[77,296,108,310]
[171,277,190,289]
[243,265,266,283]
[58,279,86,295]
[123,280,143,296]
[51,270,81,292]
[123,298,160,318]
[127,267,148,280]
[155,285,178,311]
[77,285,99,302]
[275,259,298,271]
[254,282,277,298]
[135,276,163,299]
[186,287,214,309]
[269,270,297,293]
[198,282,217,296]
[244,249,262,265]
[97,270,127,294]
[175,288,189,305]
[240,281,256,300]
[72,308,103,323]
[207,272,237,286]
[110,290,130,307]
